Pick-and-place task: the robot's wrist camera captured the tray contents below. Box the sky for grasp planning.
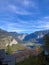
[0,0,49,33]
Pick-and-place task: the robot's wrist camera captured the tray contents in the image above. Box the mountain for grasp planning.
[0,28,49,47]
[9,32,27,41]
[23,30,49,43]
[0,28,28,47]
[9,32,28,44]
[0,29,18,49]
[17,33,28,40]
[0,28,29,52]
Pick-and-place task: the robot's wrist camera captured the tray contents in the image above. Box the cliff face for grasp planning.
[9,32,28,41]
[0,29,18,49]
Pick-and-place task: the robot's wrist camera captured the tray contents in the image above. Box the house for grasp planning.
[2,55,15,65]
[0,49,6,65]
[0,49,15,65]
[0,49,6,60]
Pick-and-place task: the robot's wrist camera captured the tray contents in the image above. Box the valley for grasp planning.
[0,28,49,65]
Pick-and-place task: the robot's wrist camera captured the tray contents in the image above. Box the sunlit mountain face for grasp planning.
[0,0,49,33]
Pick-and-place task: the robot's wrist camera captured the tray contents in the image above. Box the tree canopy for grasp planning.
[43,34,49,54]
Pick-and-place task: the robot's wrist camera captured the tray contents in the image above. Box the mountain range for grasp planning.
[0,28,49,47]
[0,29,28,50]
[23,30,49,43]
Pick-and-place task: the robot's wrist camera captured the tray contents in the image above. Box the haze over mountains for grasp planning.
[0,28,49,46]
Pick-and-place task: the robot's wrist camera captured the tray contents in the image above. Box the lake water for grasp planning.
[27,46,35,49]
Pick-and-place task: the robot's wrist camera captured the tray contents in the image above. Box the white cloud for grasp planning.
[1,16,49,33]
[6,0,39,15]
[0,0,39,16]
[8,29,26,33]
[16,0,38,9]
[7,5,31,15]
[35,16,49,29]
[45,24,49,28]
[22,0,30,6]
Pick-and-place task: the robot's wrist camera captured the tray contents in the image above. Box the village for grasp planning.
[0,47,41,65]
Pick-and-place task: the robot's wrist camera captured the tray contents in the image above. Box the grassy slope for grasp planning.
[6,44,27,53]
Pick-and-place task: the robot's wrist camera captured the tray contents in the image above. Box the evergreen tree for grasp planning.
[6,44,12,55]
[43,34,49,54]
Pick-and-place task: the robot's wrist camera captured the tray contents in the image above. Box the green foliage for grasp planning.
[6,45,12,55]
[16,55,35,65]
[6,43,27,55]
[16,52,49,65]
[10,44,26,51]
[43,34,49,45]
[43,34,49,54]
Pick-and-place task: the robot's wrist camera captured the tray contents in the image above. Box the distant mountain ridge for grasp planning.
[0,28,28,48]
[9,32,27,41]
[0,29,18,49]
[23,30,49,43]
[0,28,49,46]
[0,28,27,50]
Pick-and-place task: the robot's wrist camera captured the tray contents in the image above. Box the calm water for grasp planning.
[27,46,35,49]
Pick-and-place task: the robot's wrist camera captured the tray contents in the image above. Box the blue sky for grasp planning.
[0,0,49,33]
